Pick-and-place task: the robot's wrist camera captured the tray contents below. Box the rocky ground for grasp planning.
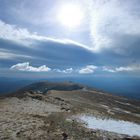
[0,82,140,140]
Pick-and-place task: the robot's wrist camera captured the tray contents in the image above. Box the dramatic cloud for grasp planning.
[0,20,96,70]
[10,62,51,72]
[90,0,140,54]
[103,64,140,73]
[0,20,89,50]
[1,0,140,56]
[0,1,140,77]
[79,65,97,74]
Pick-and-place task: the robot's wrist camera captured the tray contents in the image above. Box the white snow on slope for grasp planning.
[78,115,140,136]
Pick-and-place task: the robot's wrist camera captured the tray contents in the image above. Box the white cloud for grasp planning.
[0,49,32,60]
[79,65,97,74]
[10,62,74,73]
[0,20,89,50]
[102,66,116,73]
[61,68,73,73]
[10,62,51,72]
[9,62,140,74]
[10,63,99,74]
[103,64,140,73]
[89,0,140,52]
[53,68,73,74]
[116,65,140,72]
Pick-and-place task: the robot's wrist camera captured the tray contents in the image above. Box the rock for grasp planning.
[62,132,68,140]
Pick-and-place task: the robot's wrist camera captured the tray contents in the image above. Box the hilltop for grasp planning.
[0,81,140,140]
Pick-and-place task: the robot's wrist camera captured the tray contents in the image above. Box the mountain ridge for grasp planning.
[0,81,140,140]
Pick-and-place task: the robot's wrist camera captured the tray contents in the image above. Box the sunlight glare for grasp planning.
[58,4,84,28]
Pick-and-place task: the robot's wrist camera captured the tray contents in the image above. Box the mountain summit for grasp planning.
[0,81,140,140]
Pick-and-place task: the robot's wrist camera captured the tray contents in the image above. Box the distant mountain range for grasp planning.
[0,77,34,94]
[12,81,87,95]
[0,76,140,100]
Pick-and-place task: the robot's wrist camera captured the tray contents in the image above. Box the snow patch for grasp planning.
[78,115,140,136]
[115,100,131,106]
[113,107,131,114]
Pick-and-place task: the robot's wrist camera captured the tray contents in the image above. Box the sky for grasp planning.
[0,0,140,78]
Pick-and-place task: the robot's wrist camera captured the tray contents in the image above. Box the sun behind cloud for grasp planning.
[58,4,84,28]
